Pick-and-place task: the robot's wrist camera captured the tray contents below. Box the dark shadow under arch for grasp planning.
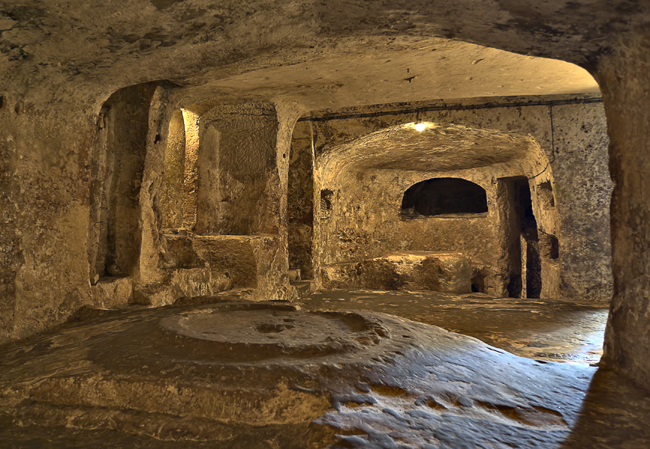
[401,178,488,217]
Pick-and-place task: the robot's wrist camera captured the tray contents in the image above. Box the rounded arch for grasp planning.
[401,177,488,217]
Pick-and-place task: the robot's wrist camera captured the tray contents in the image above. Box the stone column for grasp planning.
[598,31,650,388]
[495,178,522,298]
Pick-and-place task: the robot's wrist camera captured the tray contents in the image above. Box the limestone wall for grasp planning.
[0,88,611,345]
[319,170,505,295]
[0,95,97,342]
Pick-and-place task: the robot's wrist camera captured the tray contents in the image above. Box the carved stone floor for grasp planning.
[300,290,610,365]
[0,295,648,448]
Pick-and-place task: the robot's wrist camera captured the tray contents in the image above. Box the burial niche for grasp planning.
[159,108,199,230]
[88,83,158,281]
[160,110,186,229]
[401,178,488,218]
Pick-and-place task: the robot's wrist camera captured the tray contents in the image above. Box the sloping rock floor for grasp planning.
[0,293,648,448]
[301,290,609,365]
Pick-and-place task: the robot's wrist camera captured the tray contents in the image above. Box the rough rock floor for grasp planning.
[300,290,609,365]
[0,293,647,449]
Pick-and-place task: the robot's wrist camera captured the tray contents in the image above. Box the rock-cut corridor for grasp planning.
[3,0,650,448]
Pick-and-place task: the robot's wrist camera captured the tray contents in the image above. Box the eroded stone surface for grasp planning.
[302,289,609,365]
[160,306,387,360]
[322,252,472,294]
[0,300,648,448]
[598,35,650,389]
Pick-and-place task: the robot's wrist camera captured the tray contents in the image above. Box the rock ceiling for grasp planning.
[4,1,648,112]
[319,123,541,181]
[185,42,599,112]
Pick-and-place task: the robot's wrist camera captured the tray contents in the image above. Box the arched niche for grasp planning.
[401,178,488,218]
[88,82,159,281]
[160,109,186,229]
[159,108,199,231]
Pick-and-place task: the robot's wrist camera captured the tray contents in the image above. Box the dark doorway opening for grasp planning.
[287,121,315,280]
[498,176,541,298]
[471,267,488,293]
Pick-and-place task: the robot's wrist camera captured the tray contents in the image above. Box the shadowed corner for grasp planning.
[560,368,650,449]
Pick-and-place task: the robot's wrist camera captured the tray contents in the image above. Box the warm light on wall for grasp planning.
[414,110,426,131]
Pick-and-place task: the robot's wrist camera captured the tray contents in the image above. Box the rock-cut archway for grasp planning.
[305,120,560,298]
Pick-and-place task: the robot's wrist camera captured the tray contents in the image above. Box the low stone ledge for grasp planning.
[90,276,133,308]
[322,252,472,293]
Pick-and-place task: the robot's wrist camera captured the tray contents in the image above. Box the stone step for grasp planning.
[290,280,314,298]
[288,268,301,282]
